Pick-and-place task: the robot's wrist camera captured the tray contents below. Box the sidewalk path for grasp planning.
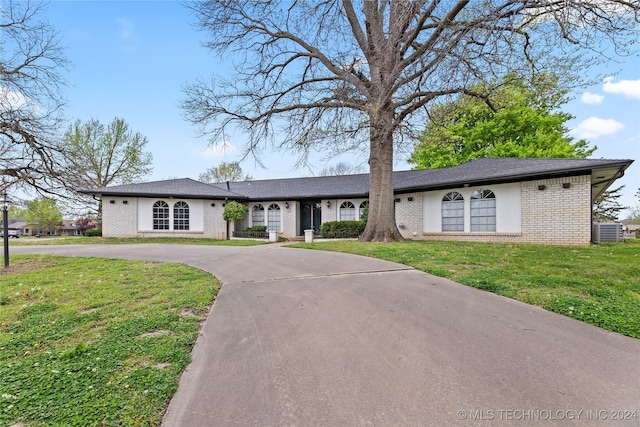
[12,244,640,426]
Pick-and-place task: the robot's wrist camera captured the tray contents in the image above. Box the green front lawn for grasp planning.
[0,255,220,426]
[2,238,638,425]
[292,239,640,338]
[9,236,268,246]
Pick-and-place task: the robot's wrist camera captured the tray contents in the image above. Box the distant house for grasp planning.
[8,219,86,237]
[6,218,27,233]
[81,157,633,246]
[623,224,640,238]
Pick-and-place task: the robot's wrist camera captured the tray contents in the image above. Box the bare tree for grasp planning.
[182,1,639,242]
[319,162,365,176]
[1,0,69,197]
[593,185,627,223]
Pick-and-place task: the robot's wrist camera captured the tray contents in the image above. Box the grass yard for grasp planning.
[0,255,220,427]
[10,236,267,246]
[292,239,640,338]
[1,237,638,425]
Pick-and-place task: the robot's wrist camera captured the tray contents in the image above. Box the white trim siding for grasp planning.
[138,199,204,232]
[422,183,522,233]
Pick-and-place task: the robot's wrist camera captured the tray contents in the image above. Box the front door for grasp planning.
[300,201,322,235]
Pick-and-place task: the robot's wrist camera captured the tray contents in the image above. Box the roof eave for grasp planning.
[82,190,248,201]
[395,161,633,194]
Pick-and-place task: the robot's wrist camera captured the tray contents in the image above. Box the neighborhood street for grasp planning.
[12,244,640,426]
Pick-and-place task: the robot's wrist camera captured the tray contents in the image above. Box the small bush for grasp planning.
[360,204,369,223]
[84,229,102,237]
[320,220,366,238]
[223,201,248,222]
[245,226,267,232]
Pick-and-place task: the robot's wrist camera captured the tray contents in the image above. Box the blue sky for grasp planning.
[45,1,639,213]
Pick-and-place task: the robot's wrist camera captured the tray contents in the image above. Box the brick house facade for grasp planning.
[89,158,632,246]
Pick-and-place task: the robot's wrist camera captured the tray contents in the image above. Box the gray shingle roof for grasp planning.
[212,173,372,200]
[394,157,633,192]
[82,178,245,199]
[82,158,633,200]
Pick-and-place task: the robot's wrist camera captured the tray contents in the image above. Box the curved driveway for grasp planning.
[12,244,640,426]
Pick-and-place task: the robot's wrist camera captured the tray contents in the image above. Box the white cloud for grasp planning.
[116,18,137,53]
[117,18,135,41]
[580,91,604,105]
[603,77,640,99]
[0,87,32,111]
[194,141,236,158]
[571,116,624,139]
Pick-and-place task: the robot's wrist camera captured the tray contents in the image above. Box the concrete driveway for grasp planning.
[12,244,640,426]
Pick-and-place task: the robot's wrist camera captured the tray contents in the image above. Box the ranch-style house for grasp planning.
[82,157,633,246]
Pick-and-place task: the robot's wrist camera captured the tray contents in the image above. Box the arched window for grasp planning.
[267,203,281,231]
[340,201,356,220]
[358,201,369,221]
[442,192,464,232]
[174,201,190,230]
[153,201,169,230]
[470,189,496,232]
[252,204,265,227]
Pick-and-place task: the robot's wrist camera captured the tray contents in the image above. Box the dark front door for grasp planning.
[300,201,322,235]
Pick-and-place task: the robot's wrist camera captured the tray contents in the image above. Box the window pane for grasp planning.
[442,194,464,232]
[252,204,265,226]
[340,202,356,220]
[174,201,189,230]
[153,201,169,230]
[470,189,496,232]
[267,204,280,232]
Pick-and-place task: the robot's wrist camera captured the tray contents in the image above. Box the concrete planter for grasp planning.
[304,229,314,243]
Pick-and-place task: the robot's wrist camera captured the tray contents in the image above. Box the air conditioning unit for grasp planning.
[592,223,623,243]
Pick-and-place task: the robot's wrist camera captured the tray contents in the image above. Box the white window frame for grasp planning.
[470,189,496,232]
[442,192,464,232]
[153,201,170,230]
[340,201,356,220]
[173,201,190,230]
[267,203,281,231]
[252,204,265,227]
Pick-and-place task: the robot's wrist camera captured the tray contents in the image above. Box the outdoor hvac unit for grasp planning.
[592,223,623,243]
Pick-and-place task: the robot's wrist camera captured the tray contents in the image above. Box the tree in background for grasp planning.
[623,189,640,224]
[183,1,638,242]
[625,207,640,224]
[319,162,364,176]
[8,204,28,220]
[61,118,153,215]
[199,161,251,183]
[593,186,627,223]
[74,217,97,235]
[25,198,63,235]
[1,0,69,196]
[409,73,595,169]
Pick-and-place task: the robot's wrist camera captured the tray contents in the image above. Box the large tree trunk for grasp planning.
[360,105,403,242]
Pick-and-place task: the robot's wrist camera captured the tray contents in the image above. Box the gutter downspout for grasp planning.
[225,197,229,240]
[590,182,595,244]
[225,181,231,240]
